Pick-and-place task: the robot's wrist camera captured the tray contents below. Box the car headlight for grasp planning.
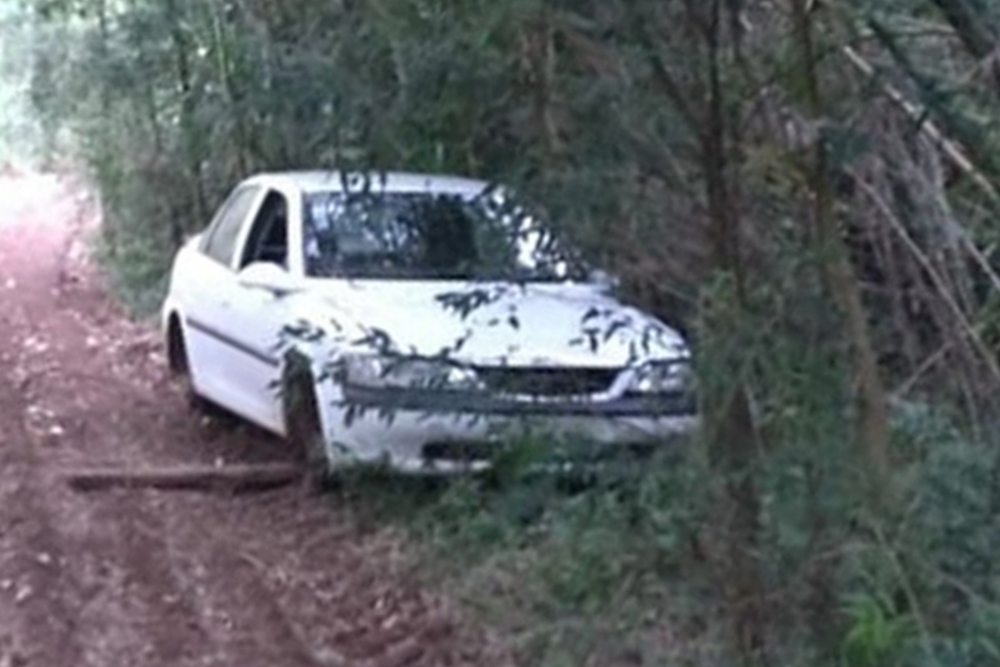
[628,360,692,394]
[342,355,483,391]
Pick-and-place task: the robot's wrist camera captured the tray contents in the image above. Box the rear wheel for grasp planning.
[282,352,330,493]
[167,316,214,414]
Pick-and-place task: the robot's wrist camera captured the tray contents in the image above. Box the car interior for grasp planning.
[241,191,289,269]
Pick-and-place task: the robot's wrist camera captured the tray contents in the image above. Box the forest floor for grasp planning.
[0,171,513,667]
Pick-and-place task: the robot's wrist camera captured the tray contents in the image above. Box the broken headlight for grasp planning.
[342,355,483,391]
[627,360,693,394]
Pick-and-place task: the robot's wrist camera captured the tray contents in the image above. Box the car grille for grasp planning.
[474,367,619,397]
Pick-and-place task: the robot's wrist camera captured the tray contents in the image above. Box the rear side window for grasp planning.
[202,186,261,267]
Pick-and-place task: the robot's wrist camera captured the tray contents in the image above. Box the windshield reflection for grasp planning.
[302,189,581,282]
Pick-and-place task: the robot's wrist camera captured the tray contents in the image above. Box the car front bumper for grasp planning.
[321,386,699,473]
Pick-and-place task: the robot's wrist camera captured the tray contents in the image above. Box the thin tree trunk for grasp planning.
[698,1,765,660]
[792,0,891,485]
[165,0,208,239]
[210,0,252,175]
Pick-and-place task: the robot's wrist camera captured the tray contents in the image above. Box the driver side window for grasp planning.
[240,190,289,270]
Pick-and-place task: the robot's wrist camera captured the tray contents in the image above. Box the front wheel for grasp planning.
[282,352,330,492]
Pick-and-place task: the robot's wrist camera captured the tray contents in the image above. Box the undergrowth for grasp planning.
[338,447,722,666]
[333,409,1000,667]
[91,232,172,318]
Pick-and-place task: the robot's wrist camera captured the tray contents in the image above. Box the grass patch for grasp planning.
[333,443,730,666]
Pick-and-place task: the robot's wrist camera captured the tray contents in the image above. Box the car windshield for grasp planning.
[302,189,584,281]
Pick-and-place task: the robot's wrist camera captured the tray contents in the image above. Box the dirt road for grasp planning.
[0,173,508,667]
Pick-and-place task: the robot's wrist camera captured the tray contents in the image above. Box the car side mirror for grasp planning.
[238,262,300,296]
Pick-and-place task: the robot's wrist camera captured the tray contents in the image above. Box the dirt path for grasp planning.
[0,173,510,667]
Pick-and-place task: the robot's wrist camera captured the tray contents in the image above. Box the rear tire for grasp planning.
[282,352,330,493]
[167,317,215,414]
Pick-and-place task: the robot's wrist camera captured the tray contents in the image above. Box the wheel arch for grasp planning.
[279,344,340,461]
[165,309,188,375]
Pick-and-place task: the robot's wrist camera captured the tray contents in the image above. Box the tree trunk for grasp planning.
[698,1,766,660]
[165,0,208,239]
[792,0,891,487]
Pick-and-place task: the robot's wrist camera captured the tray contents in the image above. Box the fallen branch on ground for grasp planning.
[62,462,303,493]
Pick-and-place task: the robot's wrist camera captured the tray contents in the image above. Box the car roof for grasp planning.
[244,171,490,196]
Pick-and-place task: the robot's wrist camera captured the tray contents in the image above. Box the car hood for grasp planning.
[300,280,687,367]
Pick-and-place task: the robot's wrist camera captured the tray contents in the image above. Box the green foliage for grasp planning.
[335,405,1000,665]
[0,1,45,166]
[841,591,917,667]
[342,446,720,666]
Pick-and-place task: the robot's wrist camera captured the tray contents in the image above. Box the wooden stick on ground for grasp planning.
[63,462,303,493]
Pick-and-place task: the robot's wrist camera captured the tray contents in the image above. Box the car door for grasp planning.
[182,184,269,422]
[220,188,297,432]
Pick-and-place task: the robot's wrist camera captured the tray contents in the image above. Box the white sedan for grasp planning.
[161,171,697,473]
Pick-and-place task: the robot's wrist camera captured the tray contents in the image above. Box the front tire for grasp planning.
[282,352,330,492]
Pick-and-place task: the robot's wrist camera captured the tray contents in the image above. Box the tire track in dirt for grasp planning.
[0,336,86,667]
[0,173,512,667]
[0,176,218,667]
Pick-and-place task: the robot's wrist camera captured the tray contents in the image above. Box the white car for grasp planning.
[161,171,697,473]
